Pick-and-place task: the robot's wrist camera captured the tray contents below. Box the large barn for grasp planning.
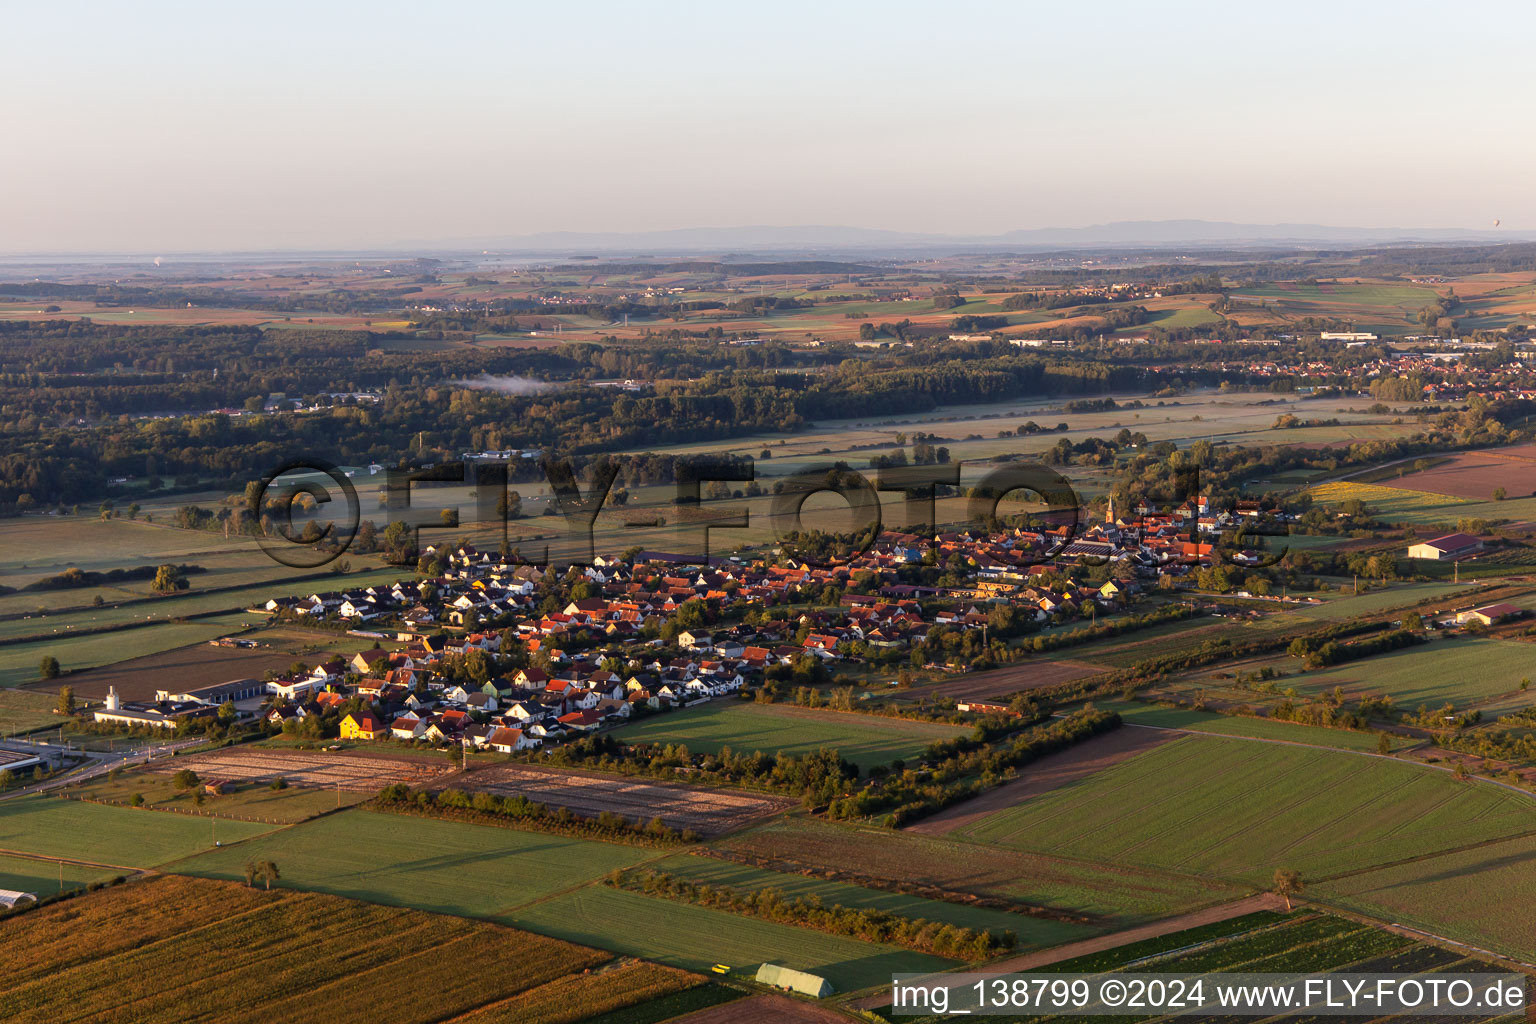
[1406,532,1484,561]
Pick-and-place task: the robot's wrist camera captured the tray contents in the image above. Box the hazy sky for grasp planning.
[5,0,1533,251]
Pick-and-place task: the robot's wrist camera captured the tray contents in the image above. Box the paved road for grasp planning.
[0,739,204,802]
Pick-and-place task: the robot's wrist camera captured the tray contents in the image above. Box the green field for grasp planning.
[0,851,117,895]
[0,615,251,687]
[502,883,954,993]
[712,816,1234,927]
[614,701,969,770]
[1292,580,1473,620]
[175,808,653,917]
[1316,832,1536,962]
[63,770,372,824]
[0,689,60,736]
[1231,282,1444,331]
[1282,637,1536,709]
[646,852,1089,949]
[1108,702,1401,752]
[1309,479,1536,529]
[0,566,406,643]
[0,795,275,868]
[948,735,1536,885]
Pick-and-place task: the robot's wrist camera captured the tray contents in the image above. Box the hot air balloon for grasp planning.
[1493,219,1501,228]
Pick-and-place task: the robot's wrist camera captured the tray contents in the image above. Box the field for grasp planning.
[1229,280,1446,332]
[1290,580,1473,620]
[907,727,1177,835]
[1391,444,1536,501]
[0,616,255,689]
[0,688,60,736]
[1312,478,1536,528]
[672,994,846,1024]
[151,747,457,792]
[1310,480,1471,521]
[0,794,275,868]
[1316,831,1536,962]
[712,816,1235,926]
[0,874,721,1024]
[0,851,117,895]
[644,851,1089,948]
[947,735,1536,886]
[868,912,1489,1022]
[20,639,293,700]
[175,807,653,917]
[915,658,1102,699]
[612,701,969,770]
[460,763,793,837]
[63,770,374,824]
[502,883,954,994]
[1279,637,1536,709]
[1108,702,1402,752]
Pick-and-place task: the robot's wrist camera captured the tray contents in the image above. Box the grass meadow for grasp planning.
[174,808,653,917]
[1290,581,1472,621]
[613,701,969,770]
[1281,637,1536,709]
[0,795,275,868]
[0,852,118,895]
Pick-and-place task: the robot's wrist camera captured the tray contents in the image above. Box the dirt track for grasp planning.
[905,726,1175,836]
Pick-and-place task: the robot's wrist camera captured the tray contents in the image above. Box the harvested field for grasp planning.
[24,643,293,701]
[461,763,794,837]
[906,726,1176,836]
[919,658,1100,699]
[151,747,455,792]
[672,993,846,1024]
[1392,445,1536,501]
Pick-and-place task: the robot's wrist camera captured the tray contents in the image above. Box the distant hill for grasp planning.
[447,220,1531,255]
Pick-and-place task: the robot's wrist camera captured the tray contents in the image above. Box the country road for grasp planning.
[0,739,205,802]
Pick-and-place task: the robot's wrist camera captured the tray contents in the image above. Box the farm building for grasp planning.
[0,889,38,909]
[1406,533,1484,561]
[155,678,266,706]
[1455,603,1523,627]
[755,963,833,998]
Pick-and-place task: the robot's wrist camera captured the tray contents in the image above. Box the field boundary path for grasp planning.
[852,893,1283,1010]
